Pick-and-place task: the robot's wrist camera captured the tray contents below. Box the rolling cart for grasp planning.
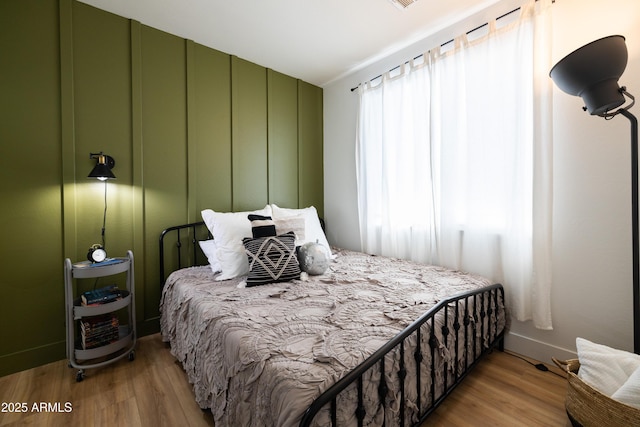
[64,250,136,381]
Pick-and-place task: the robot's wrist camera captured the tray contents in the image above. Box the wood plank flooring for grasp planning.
[0,334,570,426]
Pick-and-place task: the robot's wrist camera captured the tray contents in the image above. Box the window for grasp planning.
[356,0,553,329]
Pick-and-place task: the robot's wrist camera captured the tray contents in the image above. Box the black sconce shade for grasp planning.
[549,35,628,116]
[88,153,116,180]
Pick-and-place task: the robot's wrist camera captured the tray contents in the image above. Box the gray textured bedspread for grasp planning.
[160,248,505,427]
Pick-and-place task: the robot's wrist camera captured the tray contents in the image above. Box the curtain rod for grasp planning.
[350,0,551,92]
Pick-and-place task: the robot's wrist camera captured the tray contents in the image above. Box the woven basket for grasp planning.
[552,358,640,427]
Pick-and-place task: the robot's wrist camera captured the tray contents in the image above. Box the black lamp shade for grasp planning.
[88,154,116,180]
[550,35,628,116]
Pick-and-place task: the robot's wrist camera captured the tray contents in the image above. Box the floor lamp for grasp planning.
[550,35,639,354]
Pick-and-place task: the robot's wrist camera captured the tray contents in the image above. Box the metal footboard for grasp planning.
[299,283,505,427]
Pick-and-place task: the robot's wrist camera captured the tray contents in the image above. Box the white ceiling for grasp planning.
[77,0,502,87]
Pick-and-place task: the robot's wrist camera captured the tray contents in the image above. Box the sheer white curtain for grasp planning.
[356,0,554,329]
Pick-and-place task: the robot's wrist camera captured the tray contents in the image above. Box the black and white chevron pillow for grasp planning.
[242,231,300,286]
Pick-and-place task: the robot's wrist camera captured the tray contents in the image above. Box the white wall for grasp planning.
[323,0,640,362]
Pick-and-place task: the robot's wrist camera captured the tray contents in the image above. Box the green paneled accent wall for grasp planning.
[139,24,189,320]
[268,70,299,208]
[0,0,323,376]
[0,0,65,372]
[70,1,135,301]
[191,42,233,215]
[231,57,269,211]
[299,81,324,216]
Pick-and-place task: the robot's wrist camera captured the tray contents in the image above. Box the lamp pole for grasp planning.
[618,108,640,354]
[549,35,638,354]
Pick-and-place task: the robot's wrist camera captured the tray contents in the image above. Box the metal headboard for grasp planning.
[159,221,211,287]
[159,217,326,287]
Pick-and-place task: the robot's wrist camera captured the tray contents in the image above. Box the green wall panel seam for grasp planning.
[230,55,237,210]
[230,57,269,211]
[186,40,198,223]
[130,19,146,323]
[266,68,271,205]
[267,69,299,208]
[60,0,78,260]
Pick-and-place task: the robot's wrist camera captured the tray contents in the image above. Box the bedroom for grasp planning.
[1,0,639,425]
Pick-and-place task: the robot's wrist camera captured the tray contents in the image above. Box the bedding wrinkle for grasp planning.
[160,248,505,427]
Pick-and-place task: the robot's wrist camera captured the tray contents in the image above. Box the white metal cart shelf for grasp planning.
[64,250,137,381]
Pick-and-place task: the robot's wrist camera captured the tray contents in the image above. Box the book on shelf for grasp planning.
[81,285,123,306]
[73,258,124,269]
[82,333,120,350]
[80,313,120,349]
[80,317,118,334]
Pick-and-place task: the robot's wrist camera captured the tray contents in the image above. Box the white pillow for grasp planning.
[198,240,221,273]
[273,215,306,244]
[576,337,640,397]
[271,204,334,258]
[611,366,640,409]
[201,205,272,280]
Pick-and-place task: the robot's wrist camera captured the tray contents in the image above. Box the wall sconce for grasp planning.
[88,152,116,181]
[87,152,116,261]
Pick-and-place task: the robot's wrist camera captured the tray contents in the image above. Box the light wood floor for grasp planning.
[0,334,570,427]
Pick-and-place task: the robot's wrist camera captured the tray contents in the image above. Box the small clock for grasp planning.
[87,244,107,263]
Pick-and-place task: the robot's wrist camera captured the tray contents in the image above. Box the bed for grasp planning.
[159,206,506,427]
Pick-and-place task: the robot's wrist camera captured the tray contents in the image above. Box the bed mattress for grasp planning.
[160,247,505,427]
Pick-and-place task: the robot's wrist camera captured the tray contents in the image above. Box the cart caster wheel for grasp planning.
[128,351,135,361]
[76,370,84,382]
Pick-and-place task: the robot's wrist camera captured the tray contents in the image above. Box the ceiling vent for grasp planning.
[389,0,419,10]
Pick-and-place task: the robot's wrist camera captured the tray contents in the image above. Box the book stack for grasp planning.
[81,285,122,306]
[80,313,119,349]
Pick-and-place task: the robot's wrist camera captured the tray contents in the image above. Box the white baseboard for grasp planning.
[504,331,577,364]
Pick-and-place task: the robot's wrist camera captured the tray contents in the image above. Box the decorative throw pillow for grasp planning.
[201,205,272,280]
[273,215,306,244]
[243,231,300,286]
[271,204,334,258]
[248,214,276,238]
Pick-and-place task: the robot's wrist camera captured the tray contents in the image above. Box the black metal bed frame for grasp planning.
[159,221,211,286]
[299,283,505,427]
[159,222,506,427]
